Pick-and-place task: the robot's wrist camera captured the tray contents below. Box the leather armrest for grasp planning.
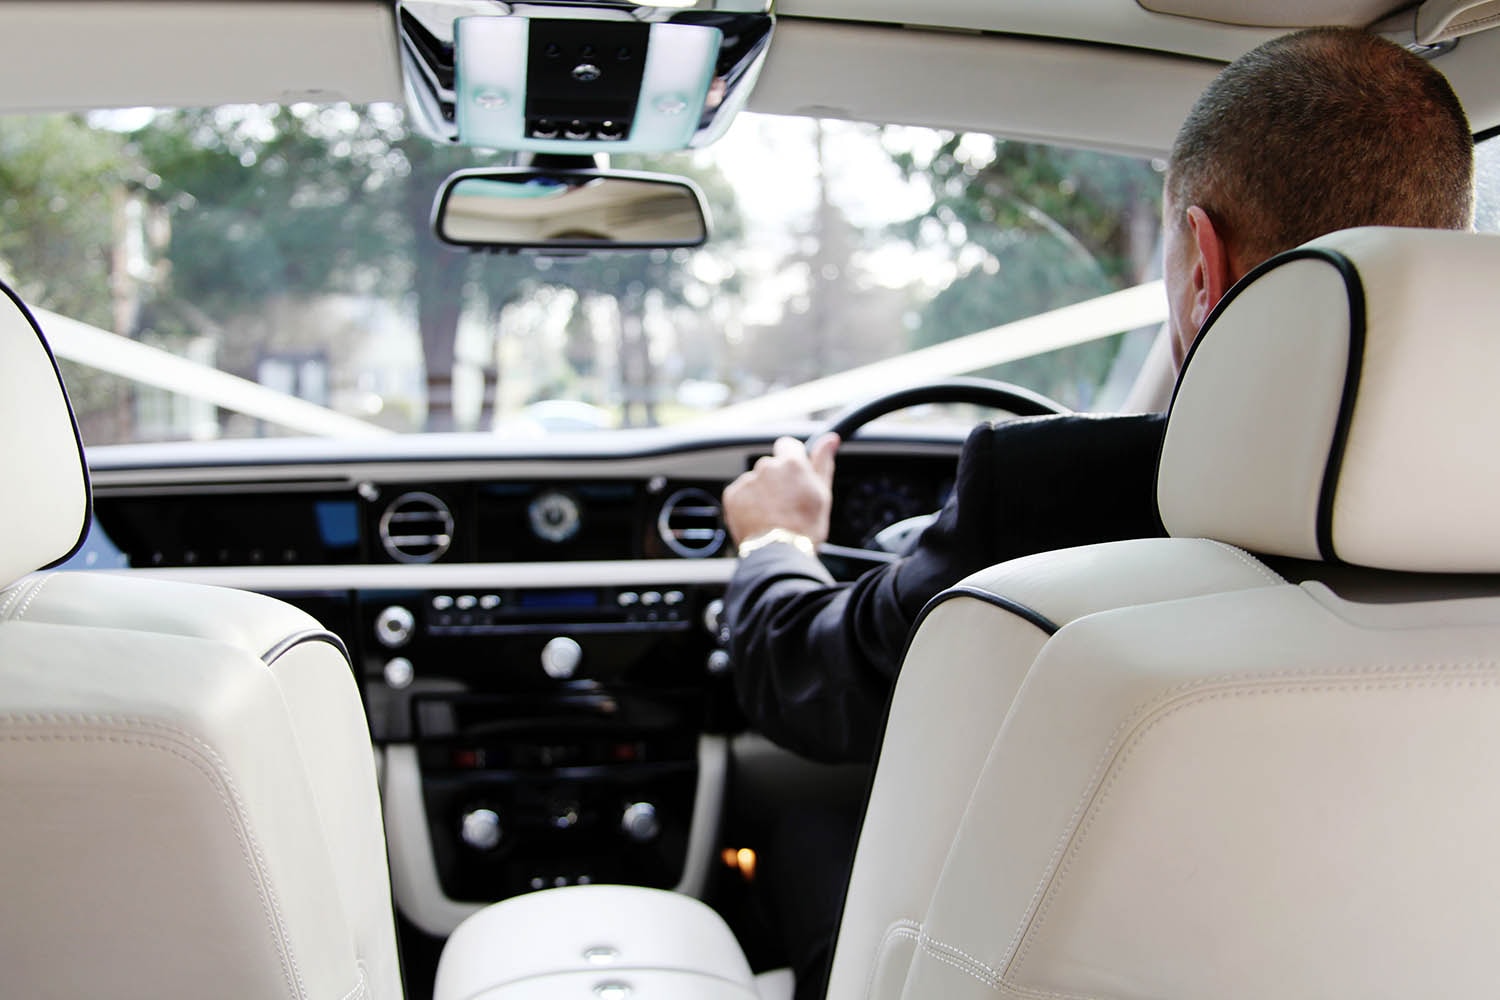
[434,884,758,1000]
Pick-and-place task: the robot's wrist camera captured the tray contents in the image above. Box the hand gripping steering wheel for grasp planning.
[812,377,1072,561]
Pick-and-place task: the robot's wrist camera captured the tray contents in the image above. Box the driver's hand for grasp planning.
[723,433,840,546]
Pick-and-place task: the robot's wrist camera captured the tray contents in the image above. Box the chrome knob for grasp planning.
[383,657,415,689]
[461,808,503,851]
[703,598,725,636]
[541,636,583,679]
[621,801,660,843]
[375,605,415,648]
[706,650,732,675]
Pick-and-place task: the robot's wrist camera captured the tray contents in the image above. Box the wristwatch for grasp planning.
[736,527,817,559]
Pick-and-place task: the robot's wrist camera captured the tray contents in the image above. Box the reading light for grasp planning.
[455,16,528,151]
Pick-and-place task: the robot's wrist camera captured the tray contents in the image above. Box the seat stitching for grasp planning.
[0,714,312,999]
[997,545,1284,966]
[0,583,20,619]
[1004,669,1500,997]
[862,919,921,997]
[998,708,1138,968]
[916,932,1001,988]
[338,966,368,1000]
[0,578,37,620]
[1450,9,1500,35]
[1204,539,1285,585]
[1000,654,1500,968]
[11,574,52,621]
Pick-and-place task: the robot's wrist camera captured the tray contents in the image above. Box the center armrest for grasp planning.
[434,884,760,999]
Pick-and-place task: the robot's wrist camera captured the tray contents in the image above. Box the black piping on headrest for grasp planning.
[1,277,93,569]
[1156,246,1367,564]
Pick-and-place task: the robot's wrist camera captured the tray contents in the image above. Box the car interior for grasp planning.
[5,2,1500,999]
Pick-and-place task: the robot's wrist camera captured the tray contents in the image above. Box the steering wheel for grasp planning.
[811,377,1072,565]
[817,376,1071,444]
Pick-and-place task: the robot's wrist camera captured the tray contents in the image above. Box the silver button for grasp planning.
[620,802,660,842]
[460,808,502,851]
[703,598,725,635]
[375,606,416,648]
[455,594,478,611]
[384,657,415,690]
[432,594,454,611]
[541,637,583,680]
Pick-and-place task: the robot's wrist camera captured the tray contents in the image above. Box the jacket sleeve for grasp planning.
[723,412,1166,763]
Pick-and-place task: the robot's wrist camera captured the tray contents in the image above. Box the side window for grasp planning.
[1474,133,1500,232]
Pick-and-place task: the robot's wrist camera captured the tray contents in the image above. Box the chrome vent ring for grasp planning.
[657,487,726,558]
[379,491,454,563]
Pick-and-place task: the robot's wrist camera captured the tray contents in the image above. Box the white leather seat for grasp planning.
[827,226,1500,998]
[0,285,402,998]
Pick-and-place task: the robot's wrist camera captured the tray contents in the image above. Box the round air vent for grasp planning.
[379,491,454,563]
[657,487,726,558]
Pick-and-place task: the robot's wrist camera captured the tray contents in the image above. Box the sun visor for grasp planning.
[1392,0,1500,45]
[1134,0,1408,29]
[1139,0,1500,48]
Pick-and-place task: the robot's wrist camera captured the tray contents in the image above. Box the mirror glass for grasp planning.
[435,169,709,250]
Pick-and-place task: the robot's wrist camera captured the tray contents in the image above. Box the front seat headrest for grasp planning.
[1158,226,1500,573]
[0,282,89,587]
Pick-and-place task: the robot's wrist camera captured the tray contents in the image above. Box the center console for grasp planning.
[349,581,731,918]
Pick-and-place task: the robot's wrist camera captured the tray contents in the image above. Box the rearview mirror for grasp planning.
[433,168,710,252]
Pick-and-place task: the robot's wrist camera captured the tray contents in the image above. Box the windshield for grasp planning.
[4,104,1174,444]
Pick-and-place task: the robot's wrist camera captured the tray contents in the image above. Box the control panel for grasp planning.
[352,583,731,903]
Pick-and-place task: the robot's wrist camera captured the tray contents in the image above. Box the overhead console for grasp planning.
[397,0,774,154]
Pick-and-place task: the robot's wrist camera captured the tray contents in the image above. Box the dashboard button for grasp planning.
[616,591,639,607]
[375,605,415,648]
[663,590,685,606]
[384,657,415,689]
[480,594,501,610]
[455,594,478,611]
[640,591,662,606]
[541,636,583,679]
[432,594,454,611]
[703,598,725,635]
[460,808,503,851]
[621,802,660,842]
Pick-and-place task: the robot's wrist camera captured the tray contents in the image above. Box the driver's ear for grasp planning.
[1184,205,1234,332]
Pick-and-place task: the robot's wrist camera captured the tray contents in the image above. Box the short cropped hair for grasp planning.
[1167,27,1474,265]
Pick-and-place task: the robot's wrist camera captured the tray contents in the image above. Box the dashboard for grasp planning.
[71,426,963,935]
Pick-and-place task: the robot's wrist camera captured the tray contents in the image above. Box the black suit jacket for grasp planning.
[723,412,1167,763]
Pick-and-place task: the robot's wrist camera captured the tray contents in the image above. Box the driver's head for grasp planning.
[1162,27,1474,369]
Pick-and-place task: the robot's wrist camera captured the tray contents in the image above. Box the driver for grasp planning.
[723,26,1474,764]
[721,26,1474,999]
